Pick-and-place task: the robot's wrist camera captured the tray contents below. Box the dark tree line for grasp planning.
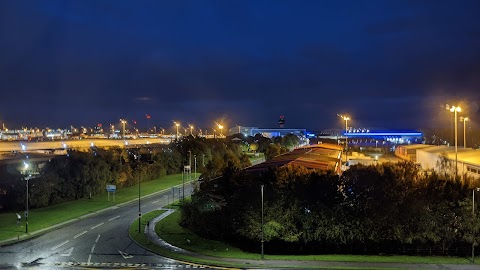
[0,136,251,211]
[181,162,480,255]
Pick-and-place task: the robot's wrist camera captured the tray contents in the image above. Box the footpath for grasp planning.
[145,210,480,270]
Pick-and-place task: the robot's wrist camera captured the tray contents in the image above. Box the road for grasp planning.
[0,183,207,269]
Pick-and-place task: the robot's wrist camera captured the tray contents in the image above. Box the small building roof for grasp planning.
[246,143,342,174]
[400,144,436,150]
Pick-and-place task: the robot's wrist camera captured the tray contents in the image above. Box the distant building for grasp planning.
[317,129,423,147]
[228,126,306,138]
[396,144,480,179]
[345,130,423,144]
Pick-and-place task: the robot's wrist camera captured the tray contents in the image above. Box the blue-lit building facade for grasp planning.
[228,126,306,138]
[345,130,423,145]
[317,128,423,147]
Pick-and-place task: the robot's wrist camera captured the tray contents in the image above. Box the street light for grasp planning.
[473,187,480,262]
[261,184,264,259]
[120,119,127,139]
[446,105,461,177]
[194,155,197,180]
[461,117,470,148]
[337,114,350,161]
[173,121,180,140]
[136,154,142,233]
[22,161,32,233]
[218,124,224,137]
[189,124,194,136]
[188,150,192,181]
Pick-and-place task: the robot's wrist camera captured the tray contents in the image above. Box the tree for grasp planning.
[282,134,301,149]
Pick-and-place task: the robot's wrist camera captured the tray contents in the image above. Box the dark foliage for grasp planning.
[181,162,479,255]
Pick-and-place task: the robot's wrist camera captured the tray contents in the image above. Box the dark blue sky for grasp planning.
[1,0,479,131]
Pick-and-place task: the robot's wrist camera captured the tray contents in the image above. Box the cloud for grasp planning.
[133,97,154,103]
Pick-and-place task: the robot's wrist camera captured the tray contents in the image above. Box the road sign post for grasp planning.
[106,185,116,202]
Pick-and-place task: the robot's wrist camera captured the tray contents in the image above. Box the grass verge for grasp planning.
[129,210,166,243]
[0,173,185,242]
[129,208,262,269]
[150,210,476,267]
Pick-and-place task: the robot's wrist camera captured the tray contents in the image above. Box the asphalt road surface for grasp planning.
[0,183,208,269]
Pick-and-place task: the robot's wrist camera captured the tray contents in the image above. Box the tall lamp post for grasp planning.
[23,162,31,234]
[462,117,470,148]
[446,105,461,177]
[337,114,350,161]
[189,124,194,136]
[188,150,192,181]
[218,125,223,137]
[182,169,185,201]
[120,119,127,139]
[174,121,180,140]
[261,184,264,260]
[473,187,480,262]
[136,154,141,233]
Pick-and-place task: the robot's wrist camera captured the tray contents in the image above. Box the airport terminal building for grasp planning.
[228,126,307,138]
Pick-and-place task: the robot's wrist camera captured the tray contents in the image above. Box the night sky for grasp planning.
[1,0,480,132]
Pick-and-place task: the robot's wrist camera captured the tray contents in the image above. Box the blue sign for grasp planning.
[106,185,116,192]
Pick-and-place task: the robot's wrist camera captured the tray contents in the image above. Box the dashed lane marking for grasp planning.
[52,262,205,268]
[51,240,69,251]
[108,215,120,221]
[90,222,104,230]
[152,200,159,204]
[73,230,87,239]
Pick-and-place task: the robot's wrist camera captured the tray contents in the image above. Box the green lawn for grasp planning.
[130,208,253,269]
[248,152,265,165]
[154,210,475,266]
[0,173,185,242]
[157,210,260,259]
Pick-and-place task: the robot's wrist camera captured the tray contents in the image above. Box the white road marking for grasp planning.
[87,235,100,265]
[118,250,133,259]
[73,230,87,239]
[90,222,104,230]
[51,240,69,250]
[108,215,120,221]
[60,247,74,257]
[152,200,159,204]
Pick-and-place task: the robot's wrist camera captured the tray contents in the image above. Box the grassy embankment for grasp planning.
[0,173,185,242]
[137,210,476,267]
[247,152,265,165]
